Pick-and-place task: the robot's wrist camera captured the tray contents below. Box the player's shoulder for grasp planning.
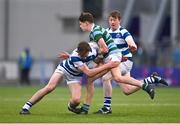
[106,27,111,31]
[119,26,126,31]
[106,26,128,33]
[71,49,80,58]
[93,25,101,30]
[70,55,81,62]
[119,27,130,34]
[92,25,102,35]
[89,42,98,48]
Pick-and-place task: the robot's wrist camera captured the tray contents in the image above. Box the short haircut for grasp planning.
[79,12,94,23]
[109,10,121,20]
[77,41,91,53]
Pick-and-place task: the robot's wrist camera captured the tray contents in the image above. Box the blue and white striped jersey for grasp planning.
[60,43,98,77]
[106,26,133,57]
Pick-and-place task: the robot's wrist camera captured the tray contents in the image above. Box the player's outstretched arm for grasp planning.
[58,51,70,60]
[78,61,118,77]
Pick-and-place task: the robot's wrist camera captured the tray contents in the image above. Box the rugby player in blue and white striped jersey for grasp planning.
[96,10,139,114]
[95,11,168,114]
[19,41,117,115]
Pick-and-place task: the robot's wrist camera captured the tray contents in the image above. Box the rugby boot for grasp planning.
[19,109,30,115]
[94,107,112,114]
[151,72,168,86]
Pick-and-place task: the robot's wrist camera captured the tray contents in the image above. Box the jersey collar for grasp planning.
[91,23,95,32]
[110,25,121,32]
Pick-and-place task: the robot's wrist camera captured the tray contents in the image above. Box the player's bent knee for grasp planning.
[122,87,132,95]
[122,90,131,95]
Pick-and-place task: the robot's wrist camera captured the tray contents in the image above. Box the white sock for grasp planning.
[22,101,33,110]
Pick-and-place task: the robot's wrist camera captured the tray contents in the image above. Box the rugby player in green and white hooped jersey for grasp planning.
[89,25,121,58]
[75,12,168,114]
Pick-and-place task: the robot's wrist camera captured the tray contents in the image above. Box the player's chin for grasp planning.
[81,28,86,32]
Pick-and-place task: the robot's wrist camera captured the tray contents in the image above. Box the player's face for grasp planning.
[108,16,120,31]
[79,21,89,31]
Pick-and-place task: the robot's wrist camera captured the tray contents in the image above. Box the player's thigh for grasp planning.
[111,64,122,80]
[104,52,122,63]
[105,60,132,82]
[68,83,82,98]
[102,71,113,81]
[46,72,63,89]
[118,72,133,89]
[103,53,123,82]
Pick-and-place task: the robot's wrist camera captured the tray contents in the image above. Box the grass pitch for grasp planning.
[0,86,180,123]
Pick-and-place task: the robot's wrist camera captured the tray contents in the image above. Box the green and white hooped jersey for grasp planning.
[89,25,121,57]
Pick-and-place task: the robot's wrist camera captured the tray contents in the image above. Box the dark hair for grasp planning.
[109,10,121,20]
[79,12,94,23]
[77,41,91,57]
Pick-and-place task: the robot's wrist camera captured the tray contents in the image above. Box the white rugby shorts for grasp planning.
[55,65,82,85]
[104,52,122,63]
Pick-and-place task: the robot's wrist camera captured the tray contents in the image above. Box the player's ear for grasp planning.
[87,46,92,52]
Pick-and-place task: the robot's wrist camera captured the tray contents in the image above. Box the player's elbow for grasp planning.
[129,46,137,53]
[134,45,137,51]
[103,48,108,53]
